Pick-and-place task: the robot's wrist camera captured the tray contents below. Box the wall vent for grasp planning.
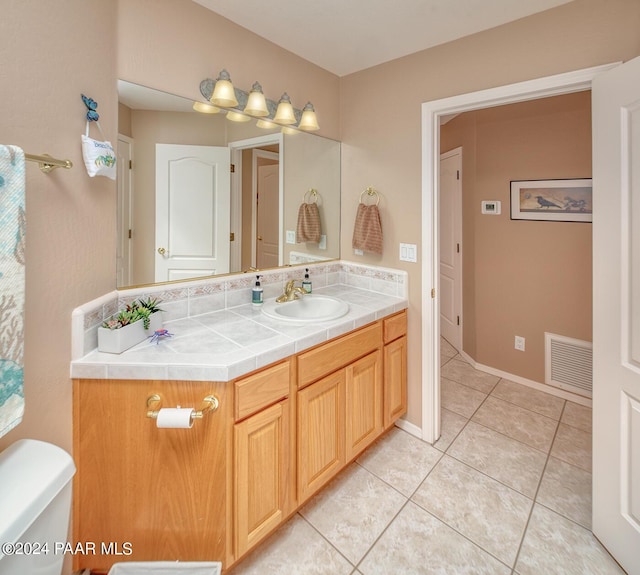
[544,332,592,398]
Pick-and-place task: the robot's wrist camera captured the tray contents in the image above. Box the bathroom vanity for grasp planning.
[70,262,407,573]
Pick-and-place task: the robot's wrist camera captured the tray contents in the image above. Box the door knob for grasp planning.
[157,247,167,255]
[257,236,263,241]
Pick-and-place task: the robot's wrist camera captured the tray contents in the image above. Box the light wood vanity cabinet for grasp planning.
[233,360,296,557]
[383,310,408,428]
[73,311,406,573]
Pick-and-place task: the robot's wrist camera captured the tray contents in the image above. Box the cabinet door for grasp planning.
[73,379,230,573]
[346,350,383,461]
[235,400,291,556]
[384,335,407,428]
[297,370,345,503]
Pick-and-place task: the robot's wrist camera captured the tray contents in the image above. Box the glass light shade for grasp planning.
[244,82,269,117]
[298,102,320,131]
[193,101,220,114]
[281,126,298,135]
[256,119,277,129]
[210,69,238,107]
[274,93,296,125]
[226,111,251,122]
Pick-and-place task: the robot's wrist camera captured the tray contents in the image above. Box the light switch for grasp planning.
[286,230,296,244]
[399,243,417,263]
[319,235,327,250]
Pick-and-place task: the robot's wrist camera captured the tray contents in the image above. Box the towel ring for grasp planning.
[359,186,380,206]
[303,188,318,204]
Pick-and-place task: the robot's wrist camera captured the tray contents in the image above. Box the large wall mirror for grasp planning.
[116,80,341,289]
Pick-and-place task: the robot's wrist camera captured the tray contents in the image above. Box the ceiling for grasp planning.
[193,0,573,77]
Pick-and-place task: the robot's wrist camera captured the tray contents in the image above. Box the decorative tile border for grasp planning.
[71,260,407,360]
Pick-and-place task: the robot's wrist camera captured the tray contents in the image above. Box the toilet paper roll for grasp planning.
[156,407,195,429]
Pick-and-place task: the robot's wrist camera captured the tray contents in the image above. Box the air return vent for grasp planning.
[544,332,592,398]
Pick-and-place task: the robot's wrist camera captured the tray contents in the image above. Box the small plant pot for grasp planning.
[98,312,163,354]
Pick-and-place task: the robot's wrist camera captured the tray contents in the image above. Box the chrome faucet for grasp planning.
[276,280,307,303]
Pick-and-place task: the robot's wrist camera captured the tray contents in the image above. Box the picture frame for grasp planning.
[510,178,592,222]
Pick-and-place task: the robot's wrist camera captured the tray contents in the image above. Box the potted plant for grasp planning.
[98,297,164,353]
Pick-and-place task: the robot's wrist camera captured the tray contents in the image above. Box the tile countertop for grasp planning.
[70,284,407,382]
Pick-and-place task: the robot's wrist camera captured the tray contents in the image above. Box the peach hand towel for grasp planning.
[352,203,383,254]
[296,202,321,243]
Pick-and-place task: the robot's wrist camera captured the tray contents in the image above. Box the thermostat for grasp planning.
[481,200,501,215]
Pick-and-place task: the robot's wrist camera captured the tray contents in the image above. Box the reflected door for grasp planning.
[155,144,230,282]
[256,161,279,269]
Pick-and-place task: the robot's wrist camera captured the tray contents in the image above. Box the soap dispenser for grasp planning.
[252,275,263,306]
[302,268,312,293]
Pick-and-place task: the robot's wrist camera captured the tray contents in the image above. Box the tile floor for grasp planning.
[227,339,625,575]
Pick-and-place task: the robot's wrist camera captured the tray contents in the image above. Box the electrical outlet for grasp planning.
[514,336,525,351]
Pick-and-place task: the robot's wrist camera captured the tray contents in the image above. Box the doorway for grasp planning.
[421,63,618,445]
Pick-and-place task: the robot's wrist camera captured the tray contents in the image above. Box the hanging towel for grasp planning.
[352,203,383,254]
[296,202,322,243]
[0,145,26,438]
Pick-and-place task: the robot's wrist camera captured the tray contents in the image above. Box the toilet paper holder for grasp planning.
[146,393,219,422]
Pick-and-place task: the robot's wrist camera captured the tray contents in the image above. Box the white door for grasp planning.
[256,161,280,269]
[439,148,462,351]
[592,55,640,575]
[155,144,230,282]
[116,135,133,287]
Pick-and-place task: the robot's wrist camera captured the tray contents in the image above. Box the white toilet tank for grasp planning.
[0,439,76,575]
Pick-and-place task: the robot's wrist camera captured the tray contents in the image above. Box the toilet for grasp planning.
[0,439,75,575]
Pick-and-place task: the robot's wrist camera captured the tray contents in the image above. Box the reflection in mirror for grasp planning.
[116,81,340,289]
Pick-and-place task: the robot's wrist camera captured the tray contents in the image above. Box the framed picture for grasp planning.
[510,178,592,222]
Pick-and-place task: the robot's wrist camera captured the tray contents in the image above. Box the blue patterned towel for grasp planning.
[0,145,25,438]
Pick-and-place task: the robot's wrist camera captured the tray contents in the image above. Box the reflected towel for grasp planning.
[296,202,321,243]
[0,145,26,438]
[352,203,383,254]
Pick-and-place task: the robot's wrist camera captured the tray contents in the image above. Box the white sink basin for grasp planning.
[261,294,349,323]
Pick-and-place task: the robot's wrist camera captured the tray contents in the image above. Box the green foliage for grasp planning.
[102,297,163,330]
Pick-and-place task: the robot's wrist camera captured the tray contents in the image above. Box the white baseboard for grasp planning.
[394,417,423,440]
[458,349,592,408]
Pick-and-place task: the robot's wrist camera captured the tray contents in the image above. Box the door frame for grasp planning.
[420,63,619,444]
[229,134,283,272]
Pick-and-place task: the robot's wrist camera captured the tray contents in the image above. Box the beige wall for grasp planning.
[2,0,639,467]
[0,2,116,457]
[441,91,592,383]
[117,0,340,140]
[340,0,640,426]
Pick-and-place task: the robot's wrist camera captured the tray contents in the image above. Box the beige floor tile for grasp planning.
[441,377,487,418]
[412,455,532,566]
[433,408,468,452]
[300,464,406,564]
[357,427,442,497]
[472,396,559,452]
[441,358,500,393]
[561,401,592,433]
[491,379,565,420]
[359,501,511,575]
[448,421,547,497]
[515,504,625,575]
[440,337,458,359]
[550,423,592,472]
[537,456,592,529]
[228,514,353,575]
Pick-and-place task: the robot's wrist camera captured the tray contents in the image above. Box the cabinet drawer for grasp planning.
[383,310,407,344]
[235,360,290,421]
[298,322,382,388]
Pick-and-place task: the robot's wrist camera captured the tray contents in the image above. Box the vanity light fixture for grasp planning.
[273,93,297,125]
[210,69,238,108]
[192,101,220,114]
[226,111,252,122]
[244,82,269,117]
[298,102,320,131]
[198,74,320,131]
